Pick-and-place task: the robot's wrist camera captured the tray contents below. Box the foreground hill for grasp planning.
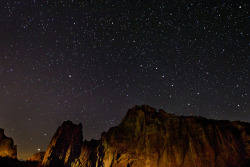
[41,105,250,167]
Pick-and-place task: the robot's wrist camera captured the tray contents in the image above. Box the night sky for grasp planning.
[0,0,248,159]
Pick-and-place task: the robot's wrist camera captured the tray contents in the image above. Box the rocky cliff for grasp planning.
[0,128,17,158]
[42,105,250,167]
[41,121,83,166]
[99,105,250,167]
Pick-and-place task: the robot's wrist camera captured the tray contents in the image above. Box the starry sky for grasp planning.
[0,0,248,159]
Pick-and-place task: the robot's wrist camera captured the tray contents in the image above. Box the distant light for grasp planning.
[38,148,40,151]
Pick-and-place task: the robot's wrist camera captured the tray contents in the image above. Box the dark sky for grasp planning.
[0,0,248,159]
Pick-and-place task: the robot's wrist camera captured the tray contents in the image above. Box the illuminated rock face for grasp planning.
[27,151,45,163]
[42,105,250,167]
[71,139,101,167]
[0,128,17,158]
[99,105,250,167]
[41,121,82,166]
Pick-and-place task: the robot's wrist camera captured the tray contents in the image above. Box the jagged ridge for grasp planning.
[42,105,250,167]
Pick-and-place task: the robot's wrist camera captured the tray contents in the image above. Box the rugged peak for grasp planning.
[124,105,158,120]
[121,105,176,127]
[130,105,157,113]
[62,120,78,125]
[0,128,17,158]
[41,121,83,166]
[61,120,82,129]
[127,105,176,117]
[62,120,74,125]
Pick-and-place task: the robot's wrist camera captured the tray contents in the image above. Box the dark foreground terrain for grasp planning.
[0,157,38,167]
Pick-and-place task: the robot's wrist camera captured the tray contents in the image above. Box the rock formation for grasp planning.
[42,105,250,167]
[41,121,83,166]
[0,128,17,158]
[99,105,250,167]
[27,151,45,163]
[71,139,101,167]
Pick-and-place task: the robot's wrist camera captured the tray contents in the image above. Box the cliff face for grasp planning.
[99,105,250,167]
[41,121,83,166]
[71,139,101,167]
[41,105,250,167]
[0,128,17,158]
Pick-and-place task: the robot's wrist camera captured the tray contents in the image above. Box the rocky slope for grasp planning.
[27,151,45,163]
[0,128,17,158]
[42,105,250,167]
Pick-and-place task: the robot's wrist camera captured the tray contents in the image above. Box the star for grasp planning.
[0,0,248,159]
